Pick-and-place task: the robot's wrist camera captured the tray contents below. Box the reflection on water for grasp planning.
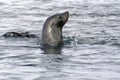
[0,0,120,80]
[41,48,62,54]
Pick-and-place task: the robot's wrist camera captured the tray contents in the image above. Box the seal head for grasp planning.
[41,11,69,48]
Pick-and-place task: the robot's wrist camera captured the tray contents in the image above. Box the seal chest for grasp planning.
[41,11,69,48]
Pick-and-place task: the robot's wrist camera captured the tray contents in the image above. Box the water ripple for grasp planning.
[0,0,120,80]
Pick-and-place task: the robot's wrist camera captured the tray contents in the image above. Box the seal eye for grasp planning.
[59,16,62,19]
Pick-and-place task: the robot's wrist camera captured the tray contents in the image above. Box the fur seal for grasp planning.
[41,11,69,48]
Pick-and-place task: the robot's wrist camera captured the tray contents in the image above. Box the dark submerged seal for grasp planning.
[41,11,69,48]
[3,31,37,38]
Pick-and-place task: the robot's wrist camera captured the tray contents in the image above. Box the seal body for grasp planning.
[41,11,69,48]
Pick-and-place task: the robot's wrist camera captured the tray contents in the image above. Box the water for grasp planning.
[0,0,120,80]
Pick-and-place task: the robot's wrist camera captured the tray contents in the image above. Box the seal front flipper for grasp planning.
[41,11,69,48]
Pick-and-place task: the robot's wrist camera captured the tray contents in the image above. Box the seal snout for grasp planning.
[61,11,69,22]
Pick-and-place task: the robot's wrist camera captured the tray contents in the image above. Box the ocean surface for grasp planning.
[0,0,120,80]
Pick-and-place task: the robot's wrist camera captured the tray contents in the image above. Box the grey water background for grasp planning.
[0,0,120,80]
